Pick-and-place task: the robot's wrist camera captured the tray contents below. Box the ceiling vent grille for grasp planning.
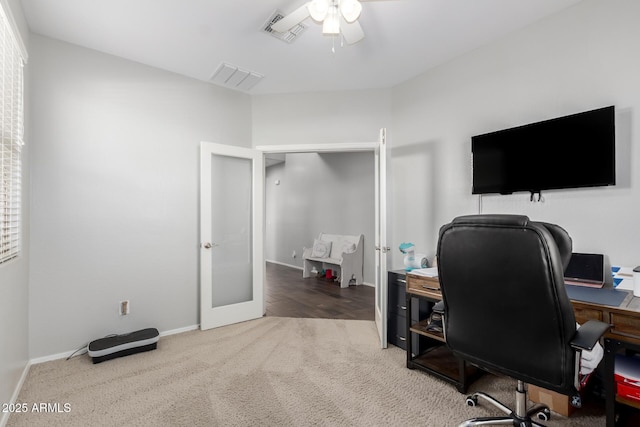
[210,63,264,91]
[262,10,307,43]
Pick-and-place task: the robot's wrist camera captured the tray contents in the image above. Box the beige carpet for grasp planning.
[9,317,604,426]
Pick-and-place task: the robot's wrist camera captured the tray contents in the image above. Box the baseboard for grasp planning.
[159,324,199,337]
[0,361,31,427]
[30,350,74,365]
[266,259,303,270]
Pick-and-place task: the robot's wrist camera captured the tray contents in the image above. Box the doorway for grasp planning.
[258,134,388,347]
[264,151,376,320]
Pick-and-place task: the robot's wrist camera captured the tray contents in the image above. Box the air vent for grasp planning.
[262,10,307,43]
[210,63,264,91]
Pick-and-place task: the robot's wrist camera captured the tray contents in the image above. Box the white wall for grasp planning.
[265,152,375,284]
[0,0,30,421]
[27,35,252,358]
[252,89,391,146]
[390,0,640,269]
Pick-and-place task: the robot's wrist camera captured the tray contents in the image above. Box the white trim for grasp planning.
[257,142,378,154]
[159,324,199,337]
[266,259,303,270]
[29,350,73,365]
[0,361,30,427]
[0,0,27,62]
[374,128,388,348]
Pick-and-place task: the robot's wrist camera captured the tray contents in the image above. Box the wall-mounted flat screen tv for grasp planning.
[472,106,615,195]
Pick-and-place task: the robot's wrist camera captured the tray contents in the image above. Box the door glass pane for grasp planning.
[210,153,253,308]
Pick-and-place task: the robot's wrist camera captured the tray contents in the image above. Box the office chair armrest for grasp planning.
[570,320,611,351]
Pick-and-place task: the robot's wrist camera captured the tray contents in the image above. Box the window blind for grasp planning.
[0,4,24,265]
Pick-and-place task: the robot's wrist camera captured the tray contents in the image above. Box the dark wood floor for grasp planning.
[265,262,375,320]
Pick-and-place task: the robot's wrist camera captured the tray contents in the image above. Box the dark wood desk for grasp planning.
[572,291,640,426]
[405,274,480,393]
[405,273,640,425]
[572,291,640,346]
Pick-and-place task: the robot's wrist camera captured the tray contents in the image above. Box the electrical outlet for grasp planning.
[119,300,130,316]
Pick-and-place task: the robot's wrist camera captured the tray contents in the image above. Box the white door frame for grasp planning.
[257,130,388,348]
[374,128,388,348]
[257,142,378,154]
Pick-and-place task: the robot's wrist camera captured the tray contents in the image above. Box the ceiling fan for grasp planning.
[272,0,371,45]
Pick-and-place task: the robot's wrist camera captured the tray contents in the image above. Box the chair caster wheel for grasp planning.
[536,408,551,421]
[465,396,478,407]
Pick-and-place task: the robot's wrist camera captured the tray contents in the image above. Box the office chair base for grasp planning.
[459,417,546,427]
[459,381,550,427]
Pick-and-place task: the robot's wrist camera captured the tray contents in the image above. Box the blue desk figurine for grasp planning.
[399,242,428,271]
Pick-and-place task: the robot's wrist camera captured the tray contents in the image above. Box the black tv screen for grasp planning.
[472,106,615,195]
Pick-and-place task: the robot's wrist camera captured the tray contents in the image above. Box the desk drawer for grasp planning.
[407,275,440,293]
[388,313,426,355]
[388,313,408,349]
[388,281,407,316]
[574,307,603,324]
[611,313,640,341]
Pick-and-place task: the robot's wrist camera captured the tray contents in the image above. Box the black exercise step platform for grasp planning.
[88,328,159,364]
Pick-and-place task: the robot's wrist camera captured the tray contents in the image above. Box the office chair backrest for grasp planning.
[437,214,578,394]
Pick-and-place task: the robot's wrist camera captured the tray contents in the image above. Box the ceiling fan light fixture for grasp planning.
[322,4,340,34]
[308,0,329,22]
[339,0,362,23]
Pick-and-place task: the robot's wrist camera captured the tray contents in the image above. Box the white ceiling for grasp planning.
[19,0,583,95]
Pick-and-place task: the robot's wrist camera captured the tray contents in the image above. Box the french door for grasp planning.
[374,129,388,348]
[200,142,264,330]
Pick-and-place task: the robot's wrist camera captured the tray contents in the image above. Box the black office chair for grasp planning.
[436,214,610,426]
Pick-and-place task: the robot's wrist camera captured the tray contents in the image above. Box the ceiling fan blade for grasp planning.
[271,3,311,33]
[340,17,364,45]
